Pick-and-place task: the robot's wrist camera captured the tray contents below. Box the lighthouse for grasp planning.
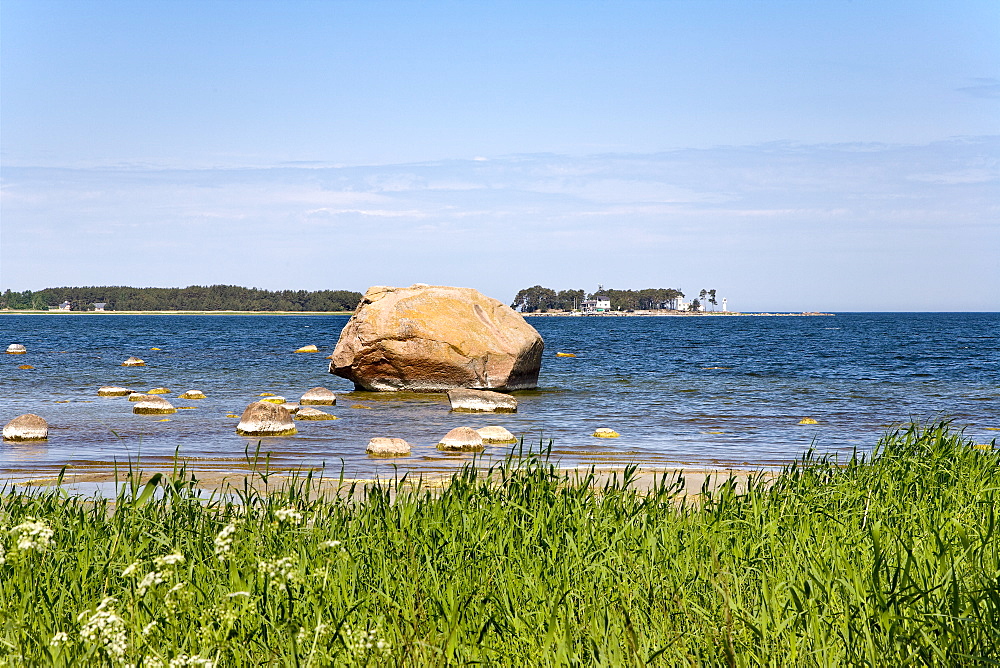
[722,298,728,312]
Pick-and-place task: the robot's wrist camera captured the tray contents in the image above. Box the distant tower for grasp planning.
[722,298,728,312]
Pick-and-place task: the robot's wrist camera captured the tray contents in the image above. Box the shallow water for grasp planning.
[1,313,997,479]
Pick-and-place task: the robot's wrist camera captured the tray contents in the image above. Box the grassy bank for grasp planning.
[1,423,997,665]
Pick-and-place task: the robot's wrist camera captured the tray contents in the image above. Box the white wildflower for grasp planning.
[341,623,390,657]
[225,591,250,598]
[258,556,298,591]
[137,570,166,596]
[319,540,342,549]
[0,543,5,565]
[168,655,215,668]
[166,581,186,596]
[121,561,141,577]
[297,622,330,643]
[49,631,70,647]
[142,621,158,637]
[79,597,127,662]
[274,507,303,524]
[11,518,54,552]
[154,552,185,567]
[213,523,237,560]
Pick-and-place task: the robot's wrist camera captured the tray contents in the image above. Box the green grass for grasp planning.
[1,422,998,666]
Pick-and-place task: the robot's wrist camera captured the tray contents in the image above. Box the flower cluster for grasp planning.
[274,507,303,524]
[258,556,298,591]
[78,597,127,662]
[213,523,237,561]
[11,517,54,552]
[145,654,215,668]
[341,624,391,657]
[125,552,185,596]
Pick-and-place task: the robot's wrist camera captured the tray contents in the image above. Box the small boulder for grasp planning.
[98,386,133,397]
[259,396,285,404]
[3,414,48,441]
[236,402,297,436]
[132,396,176,415]
[330,284,544,391]
[448,389,517,413]
[5,344,27,355]
[127,392,147,401]
[147,387,171,395]
[555,352,576,358]
[295,407,337,421]
[294,344,319,353]
[178,390,206,400]
[280,402,300,413]
[18,365,34,370]
[300,387,337,406]
[477,426,517,444]
[122,357,145,366]
[798,418,818,425]
[366,437,411,457]
[437,426,484,452]
[593,428,620,438]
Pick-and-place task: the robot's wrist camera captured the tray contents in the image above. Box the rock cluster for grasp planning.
[3,414,48,441]
[366,437,411,456]
[447,389,517,413]
[437,426,485,452]
[235,402,297,436]
[330,284,544,392]
[300,387,337,405]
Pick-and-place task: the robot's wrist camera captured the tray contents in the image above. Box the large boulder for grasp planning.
[3,414,48,441]
[236,401,297,436]
[330,285,544,391]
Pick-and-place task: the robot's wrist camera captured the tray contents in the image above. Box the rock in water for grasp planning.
[178,390,206,400]
[294,407,336,420]
[437,426,485,452]
[366,437,411,456]
[3,414,48,441]
[593,428,620,438]
[447,389,518,413]
[235,402,297,436]
[122,357,145,367]
[5,344,27,354]
[147,387,171,395]
[477,426,518,444]
[330,284,544,392]
[98,386,134,397]
[294,344,319,353]
[300,387,337,405]
[127,393,147,401]
[132,396,177,415]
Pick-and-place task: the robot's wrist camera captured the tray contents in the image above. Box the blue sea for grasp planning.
[1,313,997,479]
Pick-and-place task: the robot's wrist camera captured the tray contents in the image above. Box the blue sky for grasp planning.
[2,0,997,310]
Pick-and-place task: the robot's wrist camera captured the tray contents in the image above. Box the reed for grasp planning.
[0,422,996,665]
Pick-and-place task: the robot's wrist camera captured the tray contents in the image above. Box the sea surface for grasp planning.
[1,313,997,480]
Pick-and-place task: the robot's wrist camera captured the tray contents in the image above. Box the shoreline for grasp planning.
[0,309,353,316]
[1,309,833,317]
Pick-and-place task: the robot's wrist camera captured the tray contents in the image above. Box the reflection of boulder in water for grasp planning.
[3,414,48,441]
[235,402,297,436]
[330,284,543,392]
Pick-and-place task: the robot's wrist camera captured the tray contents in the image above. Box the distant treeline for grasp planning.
[511,286,687,312]
[1,285,363,312]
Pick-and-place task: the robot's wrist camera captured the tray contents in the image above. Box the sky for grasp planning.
[1,0,997,311]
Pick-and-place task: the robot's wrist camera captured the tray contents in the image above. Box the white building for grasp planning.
[581,295,611,312]
[93,303,107,312]
[58,301,71,311]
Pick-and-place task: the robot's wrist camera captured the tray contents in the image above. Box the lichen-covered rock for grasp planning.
[3,414,48,441]
[5,344,27,354]
[330,284,544,392]
[98,386,134,397]
[147,387,171,395]
[448,389,518,413]
[593,428,620,438]
[128,392,147,401]
[122,356,145,366]
[236,402,297,436]
[366,437,411,456]
[436,426,485,452]
[280,402,300,413]
[132,396,177,415]
[299,387,337,406]
[259,396,285,404]
[295,407,337,421]
[294,344,319,353]
[179,390,206,400]
[477,426,518,444]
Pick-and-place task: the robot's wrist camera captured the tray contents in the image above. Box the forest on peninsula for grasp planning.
[0,285,364,312]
